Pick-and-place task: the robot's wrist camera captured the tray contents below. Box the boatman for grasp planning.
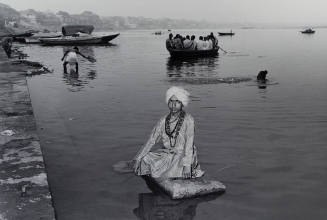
[166,33,174,50]
[1,37,13,58]
[209,32,218,49]
[61,46,89,74]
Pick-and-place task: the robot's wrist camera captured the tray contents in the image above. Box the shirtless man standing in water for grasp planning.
[61,46,89,73]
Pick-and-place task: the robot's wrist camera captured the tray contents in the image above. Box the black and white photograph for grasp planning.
[1,0,327,219]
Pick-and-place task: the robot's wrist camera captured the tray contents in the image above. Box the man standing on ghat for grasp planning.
[1,37,13,58]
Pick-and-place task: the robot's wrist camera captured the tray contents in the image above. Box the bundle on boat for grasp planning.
[62,25,94,36]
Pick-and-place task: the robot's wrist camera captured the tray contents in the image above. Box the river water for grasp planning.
[24,29,327,220]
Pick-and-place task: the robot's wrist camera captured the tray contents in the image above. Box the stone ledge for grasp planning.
[0,51,56,220]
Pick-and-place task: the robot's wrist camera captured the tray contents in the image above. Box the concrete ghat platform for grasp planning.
[0,52,56,219]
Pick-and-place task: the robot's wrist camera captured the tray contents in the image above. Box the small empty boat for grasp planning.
[218,31,235,36]
[301,28,315,34]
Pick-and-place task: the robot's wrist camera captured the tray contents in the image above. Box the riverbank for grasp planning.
[0,50,56,219]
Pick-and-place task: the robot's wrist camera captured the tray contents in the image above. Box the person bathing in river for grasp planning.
[133,86,204,179]
[61,46,89,74]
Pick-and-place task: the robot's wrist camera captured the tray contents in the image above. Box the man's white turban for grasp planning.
[166,86,190,107]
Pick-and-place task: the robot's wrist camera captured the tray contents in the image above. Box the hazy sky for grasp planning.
[1,0,327,25]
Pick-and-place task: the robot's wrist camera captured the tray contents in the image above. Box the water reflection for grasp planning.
[166,56,219,78]
[257,80,279,89]
[257,81,267,89]
[61,46,97,91]
[87,70,97,80]
[258,84,267,89]
[166,56,252,84]
[133,176,221,220]
[134,193,219,220]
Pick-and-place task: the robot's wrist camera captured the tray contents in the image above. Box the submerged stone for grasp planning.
[147,176,226,199]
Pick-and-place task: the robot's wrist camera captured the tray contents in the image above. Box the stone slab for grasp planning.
[155,177,226,199]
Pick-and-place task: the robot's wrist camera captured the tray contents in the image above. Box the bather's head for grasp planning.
[166,86,190,113]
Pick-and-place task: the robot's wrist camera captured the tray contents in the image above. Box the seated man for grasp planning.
[183,35,192,50]
[190,35,197,50]
[196,36,205,50]
[173,34,183,49]
[133,86,204,179]
[206,35,213,50]
[202,37,209,50]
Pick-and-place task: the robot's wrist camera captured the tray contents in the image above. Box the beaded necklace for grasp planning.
[165,111,186,148]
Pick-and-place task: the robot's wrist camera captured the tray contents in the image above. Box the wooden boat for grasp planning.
[218,32,235,36]
[11,30,35,38]
[11,30,35,42]
[38,25,119,45]
[301,28,315,34]
[167,48,219,58]
[39,33,119,45]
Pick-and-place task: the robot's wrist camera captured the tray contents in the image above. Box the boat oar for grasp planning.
[219,46,228,53]
[86,56,96,63]
[79,52,96,63]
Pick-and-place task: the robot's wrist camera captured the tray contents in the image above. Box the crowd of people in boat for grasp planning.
[166,32,218,51]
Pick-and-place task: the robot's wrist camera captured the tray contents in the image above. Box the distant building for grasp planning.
[4,19,18,27]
